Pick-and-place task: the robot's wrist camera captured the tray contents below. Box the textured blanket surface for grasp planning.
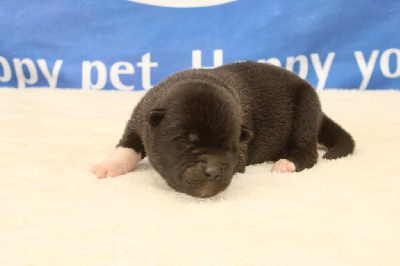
[0,89,399,265]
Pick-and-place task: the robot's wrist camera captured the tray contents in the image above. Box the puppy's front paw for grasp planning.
[91,147,141,179]
[91,160,128,179]
[271,159,296,173]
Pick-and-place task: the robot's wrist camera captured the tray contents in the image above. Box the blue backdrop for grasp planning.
[0,0,399,90]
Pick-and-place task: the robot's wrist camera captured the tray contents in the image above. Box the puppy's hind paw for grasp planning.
[271,159,296,173]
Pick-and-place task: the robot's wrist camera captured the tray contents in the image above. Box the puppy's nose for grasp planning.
[204,167,220,179]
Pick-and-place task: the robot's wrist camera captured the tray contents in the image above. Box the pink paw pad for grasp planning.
[271,159,296,173]
[91,147,141,179]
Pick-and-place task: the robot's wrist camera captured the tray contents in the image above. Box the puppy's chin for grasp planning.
[181,180,231,198]
[177,180,231,198]
[171,166,233,198]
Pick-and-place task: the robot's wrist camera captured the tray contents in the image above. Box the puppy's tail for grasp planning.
[318,114,355,160]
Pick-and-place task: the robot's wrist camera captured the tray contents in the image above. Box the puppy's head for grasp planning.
[146,81,252,198]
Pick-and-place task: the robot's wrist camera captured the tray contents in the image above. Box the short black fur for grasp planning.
[117,61,355,197]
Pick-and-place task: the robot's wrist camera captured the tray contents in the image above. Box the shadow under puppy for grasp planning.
[92,61,355,198]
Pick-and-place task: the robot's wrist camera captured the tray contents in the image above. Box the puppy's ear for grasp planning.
[240,126,253,143]
[147,108,166,127]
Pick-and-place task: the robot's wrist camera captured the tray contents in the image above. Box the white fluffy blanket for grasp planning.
[1,89,399,265]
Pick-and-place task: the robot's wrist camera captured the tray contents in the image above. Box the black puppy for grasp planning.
[92,61,355,198]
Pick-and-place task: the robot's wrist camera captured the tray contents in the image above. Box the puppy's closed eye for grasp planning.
[173,133,199,144]
[188,133,199,142]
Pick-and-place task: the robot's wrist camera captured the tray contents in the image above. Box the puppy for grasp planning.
[91,61,355,198]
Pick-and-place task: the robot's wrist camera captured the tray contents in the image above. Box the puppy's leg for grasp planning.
[92,118,145,178]
[272,87,321,173]
[91,147,141,178]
